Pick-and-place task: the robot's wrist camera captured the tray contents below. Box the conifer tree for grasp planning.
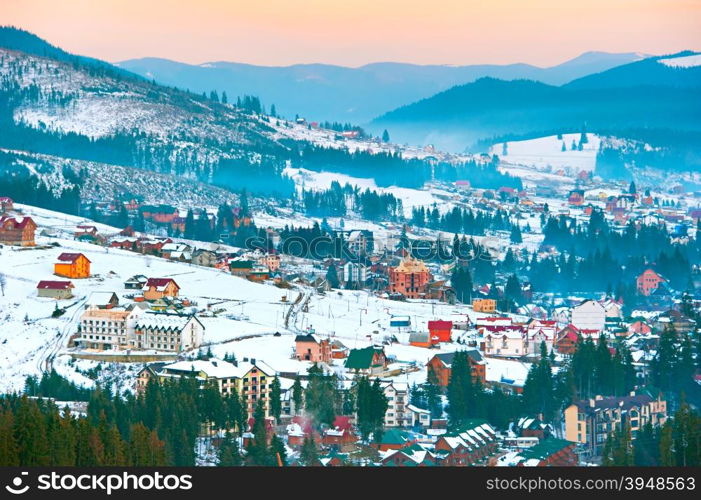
[270,376,282,422]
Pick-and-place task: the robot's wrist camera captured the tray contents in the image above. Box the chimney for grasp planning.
[243,357,249,362]
[251,358,256,365]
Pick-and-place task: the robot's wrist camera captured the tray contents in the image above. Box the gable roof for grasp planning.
[0,215,36,229]
[144,277,179,290]
[433,350,484,367]
[56,252,91,263]
[345,346,384,370]
[37,280,73,290]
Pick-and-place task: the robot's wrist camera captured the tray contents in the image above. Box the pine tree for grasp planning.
[510,224,522,244]
[292,376,303,415]
[246,400,272,466]
[326,265,340,289]
[382,129,390,142]
[0,410,19,466]
[299,435,319,466]
[270,376,282,422]
[217,433,242,466]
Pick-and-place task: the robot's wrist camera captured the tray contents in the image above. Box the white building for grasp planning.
[134,313,205,352]
[343,261,368,285]
[571,300,606,331]
[382,381,410,427]
[76,305,142,350]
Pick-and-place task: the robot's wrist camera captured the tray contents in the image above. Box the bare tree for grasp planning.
[0,273,6,297]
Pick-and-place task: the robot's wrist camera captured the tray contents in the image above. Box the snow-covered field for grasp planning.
[491,133,601,174]
[283,166,456,217]
[658,54,701,68]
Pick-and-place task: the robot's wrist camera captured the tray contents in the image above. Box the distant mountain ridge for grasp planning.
[117,51,648,124]
[371,52,701,152]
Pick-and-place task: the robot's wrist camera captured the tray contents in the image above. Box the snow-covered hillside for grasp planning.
[658,54,701,68]
[0,204,504,394]
[491,133,601,174]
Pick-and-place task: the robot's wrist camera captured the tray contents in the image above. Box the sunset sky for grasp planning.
[3,0,700,67]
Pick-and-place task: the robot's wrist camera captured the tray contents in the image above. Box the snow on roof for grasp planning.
[36,280,73,290]
[485,358,532,387]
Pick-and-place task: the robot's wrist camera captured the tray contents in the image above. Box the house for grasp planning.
[135,362,166,395]
[157,357,277,417]
[54,253,91,279]
[74,225,98,239]
[406,405,431,428]
[0,197,13,213]
[124,274,148,290]
[568,190,585,206]
[483,327,527,357]
[85,291,119,309]
[381,442,439,466]
[427,320,452,343]
[564,389,667,457]
[143,278,180,301]
[602,299,623,319]
[0,215,36,246]
[628,320,652,336]
[161,243,192,261]
[555,324,581,355]
[345,346,387,376]
[473,298,497,313]
[434,420,498,466]
[426,351,486,387]
[133,313,204,352]
[229,259,254,276]
[409,331,431,348]
[571,299,605,331]
[258,253,281,272]
[636,269,667,296]
[388,256,432,299]
[294,333,332,363]
[376,429,416,452]
[484,357,531,394]
[36,280,74,299]
[506,438,578,466]
[515,416,552,440]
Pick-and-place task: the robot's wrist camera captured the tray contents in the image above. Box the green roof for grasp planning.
[379,429,411,445]
[345,346,383,370]
[520,438,574,461]
[229,260,254,269]
[448,419,490,435]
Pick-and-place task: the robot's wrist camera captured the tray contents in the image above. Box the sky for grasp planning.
[3,0,701,67]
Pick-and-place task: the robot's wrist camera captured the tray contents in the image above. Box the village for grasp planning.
[0,162,700,467]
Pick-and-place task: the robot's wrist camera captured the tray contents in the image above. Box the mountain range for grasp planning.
[117,51,648,125]
[372,52,701,151]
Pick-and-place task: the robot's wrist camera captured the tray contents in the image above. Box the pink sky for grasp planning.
[3,0,700,66]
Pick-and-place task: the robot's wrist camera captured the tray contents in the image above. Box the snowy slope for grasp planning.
[0,204,505,393]
[490,133,601,174]
[658,54,701,68]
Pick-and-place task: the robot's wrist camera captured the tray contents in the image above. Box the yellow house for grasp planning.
[473,298,497,313]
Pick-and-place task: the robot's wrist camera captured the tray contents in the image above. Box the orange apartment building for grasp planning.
[636,269,667,296]
[388,256,432,299]
[473,298,497,313]
[0,215,37,246]
[54,253,91,278]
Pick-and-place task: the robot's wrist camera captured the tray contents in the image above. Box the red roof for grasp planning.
[0,215,36,229]
[37,280,73,290]
[145,277,179,288]
[56,252,91,263]
[428,320,453,330]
